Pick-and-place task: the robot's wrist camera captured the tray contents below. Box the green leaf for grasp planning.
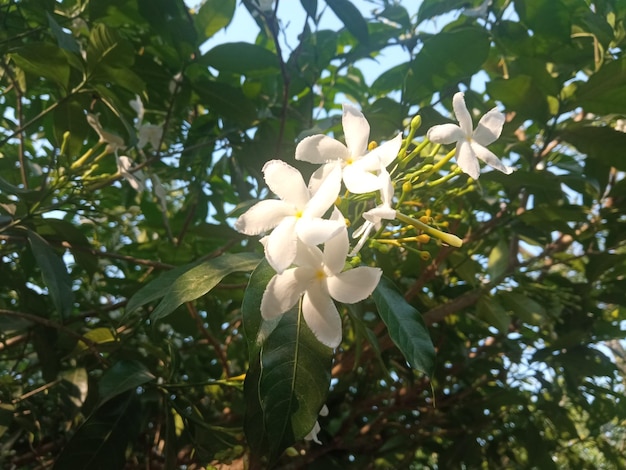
[569,56,626,114]
[59,367,89,408]
[258,306,333,461]
[487,238,509,281]
[98,360,155,406]
[86,23,134,71]
[10,43,70,90]
[417,0,467,23]
[487,75,550,122]
[498,291,548,327]
[47,11,81,54]
[72,327,118,355]
[241,258,281,360]
[53,96,92,162]
[372,277,435,376]
[201,42,279,76]
[406,28,490,102]
[300,0,317,19]
[0,404,14,440]
[53,391,142,470]
[326,0,370,44]
[127,252,260,321]
[558,126,626,171]
[194,0,236,40]
[476,296,510,333]
[27,230,74,319]
[192,77,258,125]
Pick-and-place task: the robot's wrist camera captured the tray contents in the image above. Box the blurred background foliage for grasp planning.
[1,0,626,468]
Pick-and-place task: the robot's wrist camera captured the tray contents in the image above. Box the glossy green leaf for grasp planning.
[10,43,70,90]
[406,28,490,102]
[418,0,467,23]
[241,258,280,360]
[98,360,155,406]
[59,367,89,408]
[27,230,74,319]
[558,126,626,171]
[568,56,626,114]
[487,76,550,122]
[326,0,370,44]
[476,296,510,333]
[47,11,81,54]
[72,327,118,354]
[300,0,317,19]
[487,238,509,281]
[259,306,333,461]
[201,42,279,76]
[192,77,258,125]
[498,291,548,327]
[194,0,236,39]
[52,391,142,470]
[86,23,134,71]
[127,252,259,321]
[372,276,435,376]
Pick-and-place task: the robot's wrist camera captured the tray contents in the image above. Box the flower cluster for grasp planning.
[235,93,513,349]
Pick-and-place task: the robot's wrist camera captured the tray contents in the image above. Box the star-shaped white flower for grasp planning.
[351,166,397,255]
[295,104,403,194]
[234,160,344,274]
[261,209,382,348]
[116,155,146,192]
[426,92,514,180]
[86,113,125,154]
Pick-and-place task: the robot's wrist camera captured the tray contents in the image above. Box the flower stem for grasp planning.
[395,212,462,247]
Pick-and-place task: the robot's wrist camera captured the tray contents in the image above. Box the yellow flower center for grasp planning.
[315,269,326,280]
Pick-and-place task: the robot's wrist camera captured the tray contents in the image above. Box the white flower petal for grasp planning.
[363,206,396,224]
[470,141,514,175]
[343,165,381,194]
[303,163,341,217]
[116,156,145,192]
[265,216,298,273]
[342,104,370,158]
[456,141,480,180]
[363,133,403,168]
[262,160,310,208]
[323,215,349,275]
[295,135,350,164]
[234,200,294,235]
[307,162,341,194]
[261,267,314,319]
[378,168,394,206]
[473,107,505,146]
[327,266,382,304]
[349,222,374,256]
[297,217,345,246]
[294,240,324,268]
[303,283,342,348]
[427,123,465,145]
[452,92,473,136]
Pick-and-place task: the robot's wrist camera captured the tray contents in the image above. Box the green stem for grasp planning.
[396,212,462,247]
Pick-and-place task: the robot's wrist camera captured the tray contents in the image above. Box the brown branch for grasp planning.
[185,302,230,378]
[0,309,106,364]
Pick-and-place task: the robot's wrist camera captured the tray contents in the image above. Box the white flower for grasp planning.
[426,92,513,180]
[304,405,329,445]
[296,104,403,194]
[129,95,163,150]
[137,124,163,150]
[351,166,396,255]
[116,155,146,192]
[234,160,345,274]
[260,209,382,348]
[86,113,125,154]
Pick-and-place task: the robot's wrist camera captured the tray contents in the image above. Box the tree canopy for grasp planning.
[1,0,626,468]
